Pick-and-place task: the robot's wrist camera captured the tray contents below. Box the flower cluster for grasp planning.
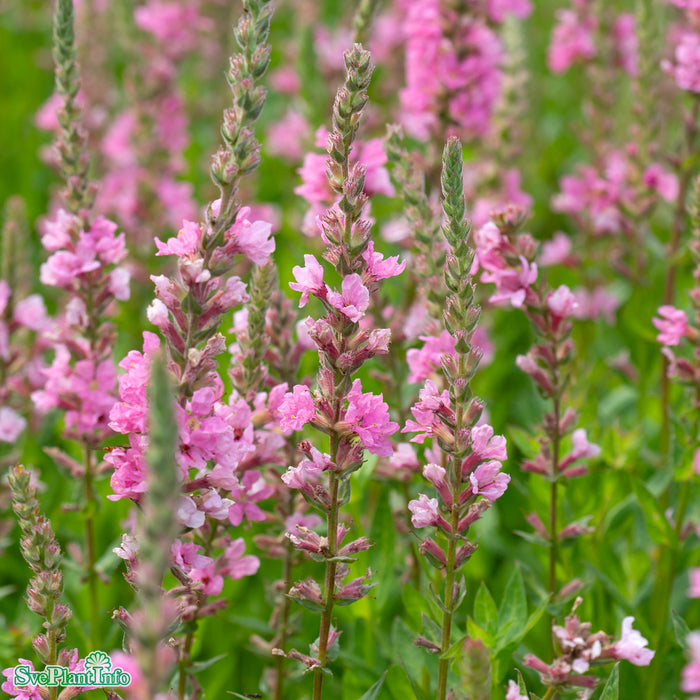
[525,605,654,696]
[400,0,531,141]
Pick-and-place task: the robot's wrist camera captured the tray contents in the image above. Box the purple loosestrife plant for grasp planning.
[109,1,274,697]
[30,0,131,646]
[472,210,601,613]
[402,138,510,700]
[277,44,402,700]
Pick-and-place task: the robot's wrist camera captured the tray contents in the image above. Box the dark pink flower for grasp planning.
[227,206,275,265]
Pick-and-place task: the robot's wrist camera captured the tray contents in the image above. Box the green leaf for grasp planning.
[599,663,619,700]
[496,565,527,647]
[189,654,228,675]
[391,617,430,699]
[370,487,397,612]
[631,479,675,546]
[357,670,388,700]
[672,610,691,650]
[473,582,498,636]
[421,612,442,643]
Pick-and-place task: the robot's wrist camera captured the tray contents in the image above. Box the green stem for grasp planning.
[83,443,99,648]
[312,461,340,700]
[436,505,460,700]
[274,488,296,700]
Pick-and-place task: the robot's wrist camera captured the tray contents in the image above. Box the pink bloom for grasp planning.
[643,164,679,202]
[361,241,406,281]
[290,255,325,306]
[610,617,655,666]
[402,380,452,444]
[13,295,48,331]
[177,496,206,529]
[0,407,26,443]
[539,232,572,267]
[356,139,395,197]
[224,537,260,579]
[485,256,538,308]
[390,443,420,472]
[406,331,457,384]
[282,446,331,489]
[228,470,273,526]
[682,632,700,693]
[269,66,301,95]
[155,220,201,257]
[487,0,533,22]
[505,679,528,700]
[227,206,275,265]
[278,384,316,431]
[664,32,700,93]
[2,659,43,699]
[548,9,597,73]
[408,493,440,528]
[469,460,510,502]
[267,109,310,161]
[547,285,579,319]
[470,424,508,462]
[147,299,170,329]
[653,305,689,346]
[689,568,700,598]
[326,274,370,322]
[345,379,399,457]
[612,13,638,76]
[295,153,332,205]
[570,428,601,460]
[134,0,207,53]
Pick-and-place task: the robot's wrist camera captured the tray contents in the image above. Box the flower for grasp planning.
[653,305,689,346]
[547,285,579,319]
[610,617,655,666]
[278,385,316,432]
[345,379,399,457]
[155,220,201,257]
[505,679,528,700]
[227,206,275,265]
[326,274,370,323]
[469,460,510,502]
[289,255,325,307]
[682,632,700,693]
[408,493,440,528]
[0,407,27,443]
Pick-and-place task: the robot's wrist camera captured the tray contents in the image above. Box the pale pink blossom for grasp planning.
[689,568,700,598]
[643,164,679,202]
[570,429,601,460]
[469,460,510,502]
[610,617,654,666]
[408,493,440,528]
[224,537,260,579]
[505,679,528,700]
[0,407,26,443]
[682,632,700,693]
[547,285,579,318]
[177,496,206,529]
[539,232,572,267]
[664,32,700,93]
[361,241,406,281]
[612,14,638,76]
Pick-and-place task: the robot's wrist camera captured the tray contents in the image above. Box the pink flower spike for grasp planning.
[278,384,316,432]
[290,255,325,307]
[653,305,689,346]
[155,220,201,257]
[345,379,399,457]
[326,274,370,323]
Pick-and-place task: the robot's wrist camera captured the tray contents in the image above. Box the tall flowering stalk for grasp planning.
[108,1,274,698]
[30,0,131,647]
[402,138,510,700]
[278,44,402,699]
[472,209,600,612]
